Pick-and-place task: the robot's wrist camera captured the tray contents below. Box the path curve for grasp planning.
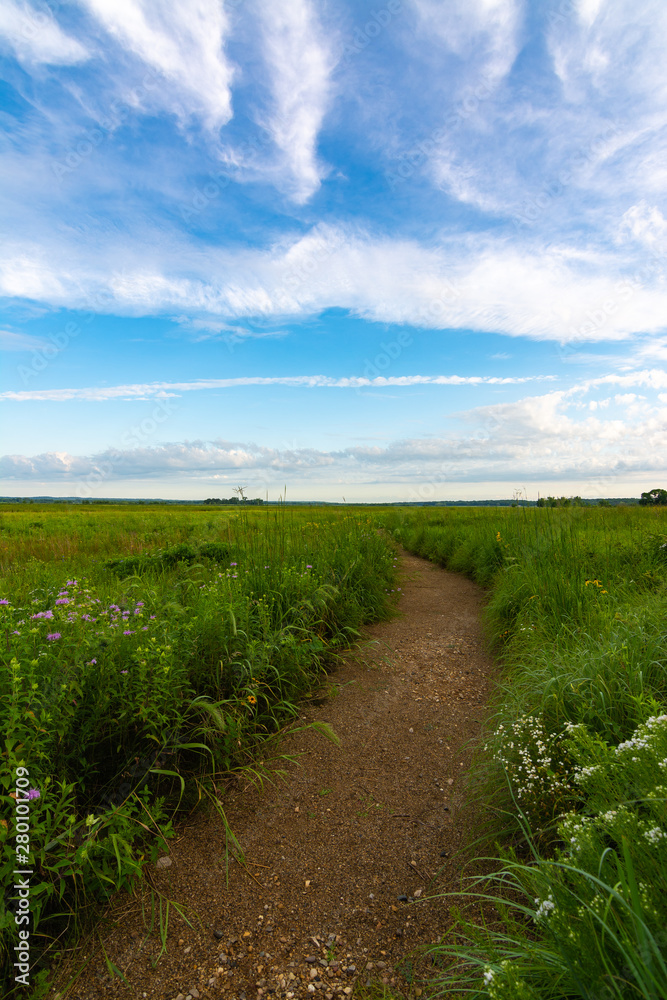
[62,551,494,1000]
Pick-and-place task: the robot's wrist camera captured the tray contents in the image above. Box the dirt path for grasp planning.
[59,552,495,1000]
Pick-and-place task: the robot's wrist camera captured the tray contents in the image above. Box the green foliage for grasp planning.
[0,503,398,989]
[385,504,667,998]
[104,540,232,577]
[639,488,667,506]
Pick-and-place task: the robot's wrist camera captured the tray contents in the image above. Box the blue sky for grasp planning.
[1,0,666,501]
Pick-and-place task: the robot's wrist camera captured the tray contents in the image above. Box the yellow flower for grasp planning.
[247,695,257,705]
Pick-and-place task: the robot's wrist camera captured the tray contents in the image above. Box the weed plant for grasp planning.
[385,504,667,998]
[0,503,397,993]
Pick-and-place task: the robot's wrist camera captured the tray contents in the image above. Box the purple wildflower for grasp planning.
[120,670,128,675]
[306,565,313,569]
[230,562,238,566]
[123,630,133,635]
[46,632,62,641]
[55,598,70,605]
[0,599,9,606]
[66,580,77,586]
[23,788,40,801]
[88,659,97,665]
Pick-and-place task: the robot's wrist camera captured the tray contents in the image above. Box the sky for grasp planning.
[1,0,667,502]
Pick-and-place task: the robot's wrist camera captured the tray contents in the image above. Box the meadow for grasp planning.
[2,500,667,999]
[0,503,399,994]
[384,503,667,999]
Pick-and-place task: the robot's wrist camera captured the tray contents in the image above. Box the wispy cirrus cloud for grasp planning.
[254,0,336,202]
[1,225,666,342]
[80,0,235,130]
[0,372,555,403]
[0,328,48,351]
[0,0,89,66]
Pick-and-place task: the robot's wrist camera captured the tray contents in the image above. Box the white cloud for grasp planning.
[255,0,335,202]
[3,385,666,489]
[411,0,522,87]
[2,225,667,341]
[81,0,234,130]
[0,1,89,65]
[618,201,667,249]
[0,372,554,403]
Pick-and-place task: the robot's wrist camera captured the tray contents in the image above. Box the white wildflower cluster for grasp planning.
[616,715,667,757]
[492,715,569,800]
[559,813,596,855]
[534,894,556,922]
[483,967,495,985]
[643,825,667,845]
[572,764,600,785]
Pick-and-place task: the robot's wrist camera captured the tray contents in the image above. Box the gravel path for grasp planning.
[55,551,495,1000]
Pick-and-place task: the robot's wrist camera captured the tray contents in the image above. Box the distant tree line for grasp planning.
[536,496,586,507]
[202,497,265,505]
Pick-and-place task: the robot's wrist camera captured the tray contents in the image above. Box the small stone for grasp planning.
[214,929,224,939]
[190,990,200,999]
[183,945,192,954]
[440,850,449,857]
[397,895,408,903]
[175,995,185,1000]
[343,990,353,996]
[156,855,172,868]
[305,955,319,963]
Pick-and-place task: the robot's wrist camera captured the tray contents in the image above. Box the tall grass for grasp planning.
[0,503,398,994]
[385,504,667,998]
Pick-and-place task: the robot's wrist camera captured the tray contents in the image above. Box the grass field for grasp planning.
[3,501,667,998]
[385,503,667,999]
[0,502,399,995]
